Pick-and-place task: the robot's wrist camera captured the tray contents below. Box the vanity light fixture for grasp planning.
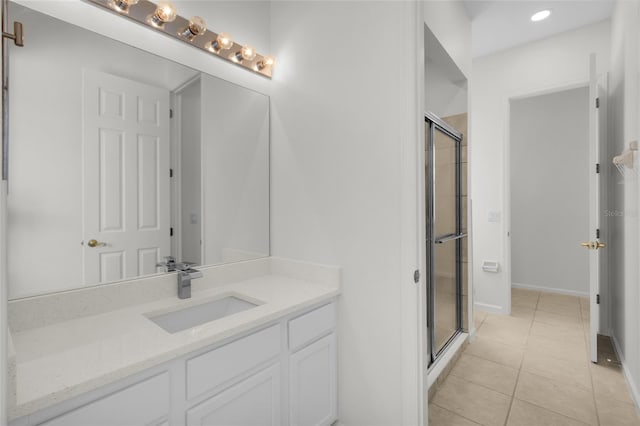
[179,16,206,40]
[531,9,551,22]
[207,32,233,52]
[85,0,274,78]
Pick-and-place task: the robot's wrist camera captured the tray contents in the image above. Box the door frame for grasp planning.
[503,78,609,334]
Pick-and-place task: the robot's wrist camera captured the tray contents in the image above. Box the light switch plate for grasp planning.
[488,211,501,223]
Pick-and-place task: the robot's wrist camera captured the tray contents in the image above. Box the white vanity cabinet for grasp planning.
[12,300,337,426]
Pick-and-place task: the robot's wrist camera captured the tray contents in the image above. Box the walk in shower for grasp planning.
[425,112,467,366]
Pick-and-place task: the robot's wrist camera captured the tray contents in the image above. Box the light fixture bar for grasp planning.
[84,0,273,78]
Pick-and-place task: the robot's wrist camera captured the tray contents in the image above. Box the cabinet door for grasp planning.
[289,333,337,426]
[186,364,281,426]
[38,373,170,426]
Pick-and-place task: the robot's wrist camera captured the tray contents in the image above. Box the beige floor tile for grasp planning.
[526,335,589,363]
[538,293,581,312]
[530,321,586,344]
[512,288,540,297]
[596,395,640,426]
[464,335,525,369]
[511,305,536,320]
[579,297,589,311]
[483,312,533,331]
[429,403,481,426]
[433,375,512,426]
[507,399,590,426]
[515,372,598,425]
[534,309,584,328]
[590,363,635,405]
[474,310,488,330]
[536,299,583,318]
[539,292,581,304]
[451,353,519,396]
[521,351,592,390]
[512,291,540,310]
[477,322,529,348]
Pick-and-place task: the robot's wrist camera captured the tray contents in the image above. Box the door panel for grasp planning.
[426,113,464,365]
[433,240,458,353]
[83,70,170,286]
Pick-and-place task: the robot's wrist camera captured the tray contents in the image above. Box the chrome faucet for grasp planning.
[175,262,203,299]
[157,257,203,299]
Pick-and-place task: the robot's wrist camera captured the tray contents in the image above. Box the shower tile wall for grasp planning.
[442,113,468,332]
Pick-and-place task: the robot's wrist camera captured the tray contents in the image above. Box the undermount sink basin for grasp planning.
[146,296,259,334]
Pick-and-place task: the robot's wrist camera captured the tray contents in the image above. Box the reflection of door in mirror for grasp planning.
[83,70,170,285]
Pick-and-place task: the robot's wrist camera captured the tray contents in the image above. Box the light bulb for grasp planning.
[150,1,177,26]
[531,10,551,22]
[235,45,256,62]
[180,16,206,39]
[257,55,275,70]
[112,0,139,12]
[208,32,233,52]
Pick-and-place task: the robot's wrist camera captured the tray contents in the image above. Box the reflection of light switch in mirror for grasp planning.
[488,211,501,223]
[190,213,199,225]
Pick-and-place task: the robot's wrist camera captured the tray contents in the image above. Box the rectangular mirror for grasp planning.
[7,2,269,299]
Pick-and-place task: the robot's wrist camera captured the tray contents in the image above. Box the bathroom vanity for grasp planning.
[7,258,340,426]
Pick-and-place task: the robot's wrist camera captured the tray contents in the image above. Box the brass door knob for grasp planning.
[581,241,606,250]
[87,239,107,248]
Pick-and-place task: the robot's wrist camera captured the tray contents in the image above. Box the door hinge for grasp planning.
[414,270,420,283]
[596,229,600,239]
[170,109,173,118]
[596,97,600,108]
[170,227,174,237]
[169,168,173,178]
[596,163,600,174]
[597,294,600,304]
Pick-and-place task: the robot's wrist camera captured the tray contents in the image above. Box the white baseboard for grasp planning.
[611,334,640,415]
[474,301,505,315]
[512,282,589,298]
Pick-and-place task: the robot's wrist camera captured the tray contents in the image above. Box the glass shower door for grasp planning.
[426,113,464,365]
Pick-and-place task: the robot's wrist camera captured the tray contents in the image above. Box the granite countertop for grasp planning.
[8,258,340,420]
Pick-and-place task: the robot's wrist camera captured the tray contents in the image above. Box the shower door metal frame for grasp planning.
[425,111,464,366]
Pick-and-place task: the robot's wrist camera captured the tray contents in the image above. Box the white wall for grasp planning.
[608,0,640,409]
[178,78,202,265]
[510,87,590,296]
[270,1,470,425]
[7,5,197,298]
[471,20,611,313]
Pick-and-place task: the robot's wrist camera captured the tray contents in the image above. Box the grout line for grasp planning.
[503,294,537,426]
[431,402,483,425]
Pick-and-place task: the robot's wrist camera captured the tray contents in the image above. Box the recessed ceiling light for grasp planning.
[531,10,551,22]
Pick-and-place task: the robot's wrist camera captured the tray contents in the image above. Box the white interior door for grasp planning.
[83,70,170,285]
[587,54,604,363]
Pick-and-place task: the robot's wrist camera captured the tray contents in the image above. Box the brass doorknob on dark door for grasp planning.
[87,239,107,247]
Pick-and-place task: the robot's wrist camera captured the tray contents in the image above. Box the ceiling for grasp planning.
[463,0,615,58]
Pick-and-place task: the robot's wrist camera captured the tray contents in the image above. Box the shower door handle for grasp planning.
[434,233,467,244]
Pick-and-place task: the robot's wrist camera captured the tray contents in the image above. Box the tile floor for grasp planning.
[429,288,640,426]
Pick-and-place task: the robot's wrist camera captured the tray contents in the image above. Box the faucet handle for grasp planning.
[175,261,197,271]
[157,256,177,271]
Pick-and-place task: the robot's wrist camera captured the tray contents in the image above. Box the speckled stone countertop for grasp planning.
[8,257,340,420]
